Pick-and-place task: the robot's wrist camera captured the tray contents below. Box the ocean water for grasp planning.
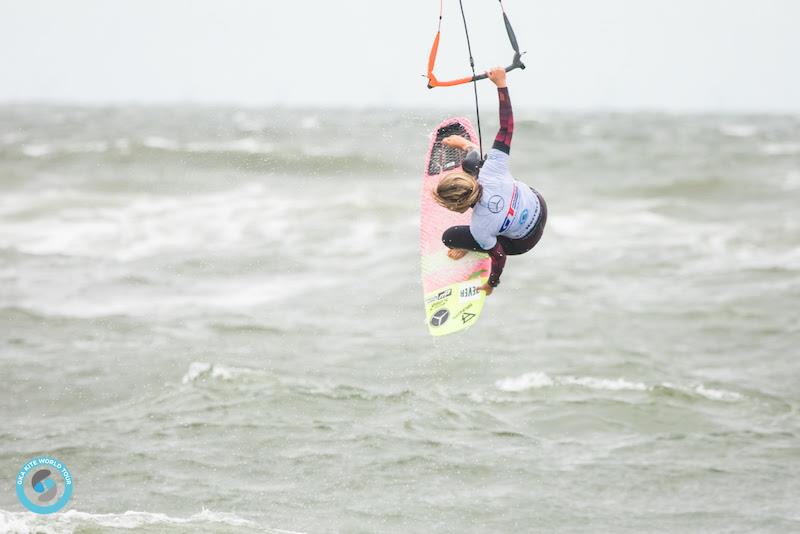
[1,104,799,533]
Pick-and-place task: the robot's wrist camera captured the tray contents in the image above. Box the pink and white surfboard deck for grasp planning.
[420,117,491,336]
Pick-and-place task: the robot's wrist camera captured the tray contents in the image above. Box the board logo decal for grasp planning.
[454,303,476,324]
[460,285,480,299]
[430,308,450,327]
[425,288,452,305]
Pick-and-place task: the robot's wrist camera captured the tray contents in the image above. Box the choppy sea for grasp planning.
[1,104,799,533]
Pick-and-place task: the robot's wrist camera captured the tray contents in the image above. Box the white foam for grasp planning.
[14,278,307,319]
[26,141,110,155]
[184,138,274,155]
[21,143,52,157]
[62,509,256,528]
[21,141,110,157]
[495,372,554,392]
[181,362,258,385]
[0,508,296,533]
[693,384,742,401]
[141,135,274,155]
[496,372,647,393]
[114,138,131,154]
[0,510,50,534]
[548,202,674,243]
[300,116,320,130]
[719,124,757,138]
[559,375,648,391]
[142,136,180,150]
[761,142,800,156]
[0,181,348,316]
[687,241,800,273]
[0,183,289,260]
[496,372,741,401]
[662,382,743,402]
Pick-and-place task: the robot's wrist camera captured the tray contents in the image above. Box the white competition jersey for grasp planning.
[469,149,541,250]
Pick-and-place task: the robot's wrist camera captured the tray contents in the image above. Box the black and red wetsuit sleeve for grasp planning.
[492,87,514,155]
[442,225,507,287]
[487,242,506,287]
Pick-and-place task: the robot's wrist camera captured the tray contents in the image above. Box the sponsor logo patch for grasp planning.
[499,185,520,233]
[518,208,529,227]
[460,285,480,300]
[487,195,505,214]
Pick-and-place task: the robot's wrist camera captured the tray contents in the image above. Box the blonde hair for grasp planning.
[432,172,481,213]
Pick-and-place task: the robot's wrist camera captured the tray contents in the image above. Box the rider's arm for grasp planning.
[486,67,513,155]
[486,242,506,287]
[492,87,513,154]
[442,135,477,152]
[442,134,481,176]
[470,225,507,288]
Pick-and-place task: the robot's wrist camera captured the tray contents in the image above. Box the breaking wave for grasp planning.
[0,508,305,534]
[495,371,743,402]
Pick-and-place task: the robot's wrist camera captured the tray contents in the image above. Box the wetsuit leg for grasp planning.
[441,226,484,252]
[443,226,507,286]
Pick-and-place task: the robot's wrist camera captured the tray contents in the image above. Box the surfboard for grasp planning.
[420,117,491,336]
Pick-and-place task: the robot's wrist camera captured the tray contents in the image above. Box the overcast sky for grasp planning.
[2,0,799,111]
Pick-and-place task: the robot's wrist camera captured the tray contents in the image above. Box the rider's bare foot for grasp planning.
[447,249,468,260]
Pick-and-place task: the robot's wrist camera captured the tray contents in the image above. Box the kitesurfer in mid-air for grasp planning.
[432,67,547,296]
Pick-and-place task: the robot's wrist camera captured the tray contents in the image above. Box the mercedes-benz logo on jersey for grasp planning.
[16,456,73,514]
[487,195,504,214]
[430,308,450,327]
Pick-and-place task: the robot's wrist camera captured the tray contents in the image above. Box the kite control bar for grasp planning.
[427,3,526,89]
